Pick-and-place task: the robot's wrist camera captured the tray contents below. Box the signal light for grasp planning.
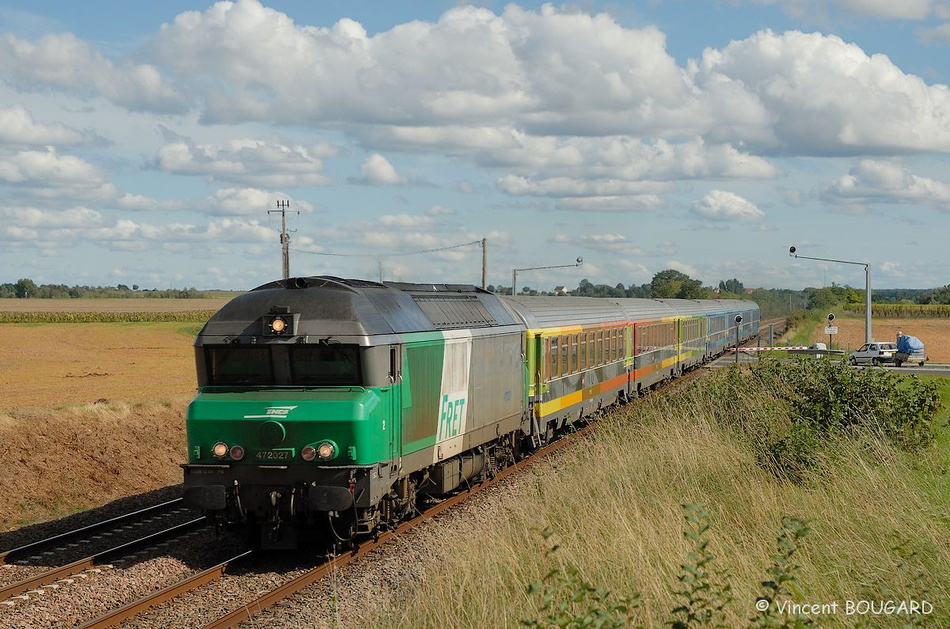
[212,442,228,459]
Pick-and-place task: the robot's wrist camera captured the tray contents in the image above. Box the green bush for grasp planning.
[703,358,942,482]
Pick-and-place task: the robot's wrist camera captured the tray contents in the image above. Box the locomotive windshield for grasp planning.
[204,344,362,386]
[206,347,272,385]
[289,344,360,385]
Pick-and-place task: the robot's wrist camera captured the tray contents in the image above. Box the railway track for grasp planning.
[0,517,206,604]
[0,498,186,567]
[77,549,255,628]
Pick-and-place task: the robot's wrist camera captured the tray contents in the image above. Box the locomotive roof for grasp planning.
[199,276,522,338]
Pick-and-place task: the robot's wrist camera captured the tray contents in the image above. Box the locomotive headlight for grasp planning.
[302,441,337,461]
[269,316,287,334]
[316,441,337,460]
[263,313,295,336]
[229,445,245,461]
[212,441,229,459]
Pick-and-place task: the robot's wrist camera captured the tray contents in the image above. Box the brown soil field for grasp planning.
[806,316,950,362]
[0,323,199,409]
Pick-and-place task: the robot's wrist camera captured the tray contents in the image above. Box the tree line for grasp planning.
[1,279,203,299]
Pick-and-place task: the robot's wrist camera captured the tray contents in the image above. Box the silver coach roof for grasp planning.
[502,296,679,329]
[503,295,759,329]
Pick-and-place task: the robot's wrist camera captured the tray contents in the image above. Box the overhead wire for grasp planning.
[289,239,482,258]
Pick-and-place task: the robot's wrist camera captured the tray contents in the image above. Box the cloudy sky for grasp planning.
[1,0,949,291]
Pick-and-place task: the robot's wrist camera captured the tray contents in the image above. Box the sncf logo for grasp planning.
[243,405,298,419]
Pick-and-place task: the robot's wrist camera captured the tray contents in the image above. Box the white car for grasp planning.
[848,342,898,366]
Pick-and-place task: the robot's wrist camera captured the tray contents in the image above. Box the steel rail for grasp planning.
[77,549,255,629]
[0,497,185,566]
[0,517,206,602]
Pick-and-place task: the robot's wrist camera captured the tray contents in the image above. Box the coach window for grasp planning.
[577,333,584,371]
[561,336,569,376]
[589,331,595,368]
[584,332,590,368]
[570,334,578,373]
[543,338,550,380]
[547,337,557,380]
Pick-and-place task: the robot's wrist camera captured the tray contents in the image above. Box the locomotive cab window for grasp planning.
[204,344,363,386]
[290,344,361,386]
[205,347,273,385]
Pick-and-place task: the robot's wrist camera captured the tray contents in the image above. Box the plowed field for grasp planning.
[0,322,198,409]
[807,316,950,362]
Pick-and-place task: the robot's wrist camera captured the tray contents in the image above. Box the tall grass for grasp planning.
[361,371,950,628]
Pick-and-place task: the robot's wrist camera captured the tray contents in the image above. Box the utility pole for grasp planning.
[481,238,487,290]
[268,200,298,279]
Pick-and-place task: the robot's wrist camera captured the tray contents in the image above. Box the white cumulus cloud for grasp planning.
[691,190,766,221]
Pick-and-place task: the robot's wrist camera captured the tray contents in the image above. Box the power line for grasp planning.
[291,238,488,288]
[290,239,482,258]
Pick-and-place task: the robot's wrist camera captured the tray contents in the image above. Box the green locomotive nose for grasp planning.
[186,388,391,466]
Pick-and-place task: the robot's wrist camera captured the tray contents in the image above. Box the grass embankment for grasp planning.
[0,400,188,530]
[366,367,950,628]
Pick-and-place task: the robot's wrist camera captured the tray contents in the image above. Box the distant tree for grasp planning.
[14,278,38,298]
[626,283,651,298]
[934,286,950,304]
[718,278,745,295]
[576,279,594,296]
[651,269,706,299]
